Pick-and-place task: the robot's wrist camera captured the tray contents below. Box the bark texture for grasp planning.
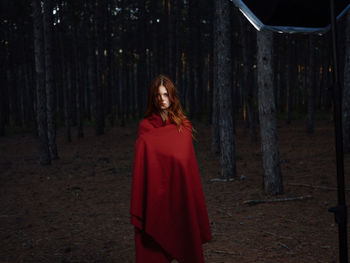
[257,30,283,195]
[214,0,236,179]
[95,0,105,135]
[343,12,350,154]
[211,0,219,154]
[307,35,315,134]
[32,0,50,165]
[43,0,58,159]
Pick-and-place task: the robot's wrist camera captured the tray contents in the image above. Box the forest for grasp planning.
[1,0,350,262]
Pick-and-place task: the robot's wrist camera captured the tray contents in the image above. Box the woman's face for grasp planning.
[157,85,170,110]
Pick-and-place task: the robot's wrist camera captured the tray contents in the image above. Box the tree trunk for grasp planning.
[187,0,195,119]
[208,49,214,126]
[137,36,146,118]
[174,0,182,90]
[286,36,296,125]
[0,36,7,136]
[257,30,283,195]
[307,35,315,134]
[322,37,333,111]
[150,0,160,77]
[67,64,73,141]
[8,56,21,126]
[343,12,350,154]
[55,27,65,124]
[125,65,131,119]
[240,15,257,143]
[183,56,189,110]
[95,0,105,135]
[59,26,71,143]
[278,36,287,113]
[32,0,50,165]
[0,57,6,136]
[73,27,84,138]
[160,0,168,73]
[131,64,136,119]
[168,0,175,80]
[105,0,114,126]
[86,3,97,125]
[43,0,58,159]
[24,63,34,127]
[211,0,219,154]
[273,35,280,113]
[193,0,202,121]
[207,0,214,125]
[214,0,236,179]
[69,51,77,127]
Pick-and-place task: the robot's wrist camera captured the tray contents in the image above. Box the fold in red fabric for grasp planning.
[130,113,212,263]
[134,227,172,263]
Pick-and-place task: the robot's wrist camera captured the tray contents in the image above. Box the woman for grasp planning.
[130,74,212,263]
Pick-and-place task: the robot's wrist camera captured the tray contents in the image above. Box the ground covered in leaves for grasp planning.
[1,119,349,263]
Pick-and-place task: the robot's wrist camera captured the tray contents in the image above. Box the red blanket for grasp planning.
[130,113,212,262]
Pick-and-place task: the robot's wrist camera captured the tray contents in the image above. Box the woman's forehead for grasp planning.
[158,85,168,93]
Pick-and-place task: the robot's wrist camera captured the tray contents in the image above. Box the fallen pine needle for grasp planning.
[212,249,240,256]
[278,241,290,250]
[243,195,312,205]
[217,208,233,218]
[210,178,235,182]
[264,231,293,240]
[287,183,350,192]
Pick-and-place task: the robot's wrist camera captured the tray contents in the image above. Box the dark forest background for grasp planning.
[2,2,350,261]
[1,0,350,188]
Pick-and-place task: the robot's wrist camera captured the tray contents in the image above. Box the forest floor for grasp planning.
[0,119,349,263]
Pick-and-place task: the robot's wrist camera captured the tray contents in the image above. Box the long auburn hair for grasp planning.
[144,74,193,133]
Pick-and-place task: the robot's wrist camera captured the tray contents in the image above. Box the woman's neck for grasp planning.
[160,110,168,122]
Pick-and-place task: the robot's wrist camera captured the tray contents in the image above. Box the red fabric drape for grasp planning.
[130,113,211,263]
[134,227,173,263]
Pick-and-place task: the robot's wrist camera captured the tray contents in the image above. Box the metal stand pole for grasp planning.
[328,0,348,262]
